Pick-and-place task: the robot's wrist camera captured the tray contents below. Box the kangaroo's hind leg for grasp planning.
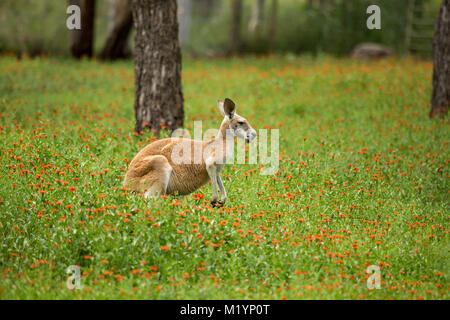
[140,155,173,199]
[124,154,172,198]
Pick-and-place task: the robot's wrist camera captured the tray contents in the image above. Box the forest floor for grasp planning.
[0,55,448,299]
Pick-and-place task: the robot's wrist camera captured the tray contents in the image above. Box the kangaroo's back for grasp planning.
[161,138,211,195]
[124,138,210,195]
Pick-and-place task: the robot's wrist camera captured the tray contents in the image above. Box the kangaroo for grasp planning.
[123,98,257,206]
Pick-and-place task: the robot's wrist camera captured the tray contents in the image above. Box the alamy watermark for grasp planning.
[67,4,381,31]
[367,5,381,30]
[366,265,381,290]
[170,121,279,175]
[66,5,81,30]
[66,265,81,290]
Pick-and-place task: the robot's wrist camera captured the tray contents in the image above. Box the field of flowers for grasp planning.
[0,55,448,299]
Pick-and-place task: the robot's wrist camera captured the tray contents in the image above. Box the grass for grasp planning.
[0,54,448,300]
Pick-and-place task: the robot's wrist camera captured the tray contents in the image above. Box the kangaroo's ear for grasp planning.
[217,100,225,116]
[223,98,236,119]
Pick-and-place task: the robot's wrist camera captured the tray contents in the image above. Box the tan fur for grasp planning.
[123,99,256,205]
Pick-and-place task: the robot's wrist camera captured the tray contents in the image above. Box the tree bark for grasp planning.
[268,0,278,53]
[177,0,192,47]
[132,0,184,135]
[69,0,96,58]
[196,0,218,19]
[100,0,133,60]
[229,0,242,55]
[431,0,450,118]
[249,0,265,36]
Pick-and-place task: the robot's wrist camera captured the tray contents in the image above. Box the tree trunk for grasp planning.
[249,0,265,36]
[196,0,219,19]
[430,0,450,118]
[268,0,278,53]
[229,0,242,55]
[132,0,184,135]
[319,0,327,8]
[177,0,192,47]
[69,0,96,58]
[100,0,133,60]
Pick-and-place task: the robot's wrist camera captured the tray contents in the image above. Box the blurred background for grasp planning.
[0,0,442,59]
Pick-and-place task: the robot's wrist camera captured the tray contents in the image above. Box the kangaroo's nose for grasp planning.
[247,129,257,142]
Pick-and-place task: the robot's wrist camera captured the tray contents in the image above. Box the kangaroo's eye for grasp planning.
[238,121,245,125]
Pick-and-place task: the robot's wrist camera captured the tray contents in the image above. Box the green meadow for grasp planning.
[0,55,448,299]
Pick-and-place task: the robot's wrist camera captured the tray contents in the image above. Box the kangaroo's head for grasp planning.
[218,98,257,143]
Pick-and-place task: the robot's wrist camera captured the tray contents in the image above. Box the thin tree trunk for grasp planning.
[268,0,277,53]
[249,0,265,36]
[132,0,184,134]
[430,0,449,118]
[69,0,96,58]
[177,0,192,47]
[196,0,218,18]
[229,0,242,55]
[100,0,133,60]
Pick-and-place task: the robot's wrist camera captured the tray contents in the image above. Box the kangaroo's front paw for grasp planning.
[210,199,223,207]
